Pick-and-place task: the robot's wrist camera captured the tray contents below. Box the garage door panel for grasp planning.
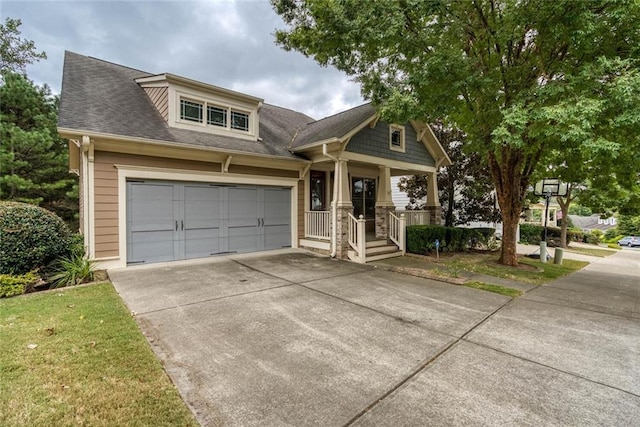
[128,230,175,263]
[185,228,221,258]
[129,183,175,232]
[264,225,291,250]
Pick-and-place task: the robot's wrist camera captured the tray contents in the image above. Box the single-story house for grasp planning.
[58,52,451,269]
[568,214,617,233]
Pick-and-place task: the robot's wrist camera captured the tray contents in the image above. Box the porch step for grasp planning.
[366,244,400,255]
[366,250,404,262]
[366,239,391,248]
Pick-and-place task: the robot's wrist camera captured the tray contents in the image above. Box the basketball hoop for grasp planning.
[534,178,568,197]
[532,178,567,262]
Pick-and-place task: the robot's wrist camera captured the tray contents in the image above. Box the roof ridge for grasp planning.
[262,102,315,122]
[66,51,153,76]
[308,102,373,126]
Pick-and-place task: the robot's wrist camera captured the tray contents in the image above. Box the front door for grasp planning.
[351,177,376,232]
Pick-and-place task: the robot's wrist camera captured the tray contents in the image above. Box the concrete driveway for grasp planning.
[109,249,640,426]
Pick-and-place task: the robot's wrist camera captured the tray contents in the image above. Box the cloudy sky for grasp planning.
[3,0,364,119]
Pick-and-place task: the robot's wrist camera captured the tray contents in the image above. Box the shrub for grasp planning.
[0,202,72,274]
[584,229,603,244]
[407,225,495,254]
[604,227,619,241]
[48,253,95,288]
[0,272,40,298]
[518,223,583,246]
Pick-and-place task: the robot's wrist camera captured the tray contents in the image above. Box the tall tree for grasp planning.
[273,0,640,265]
[0,72,76,224]
[399,123,500,227]
[0,18,46,74]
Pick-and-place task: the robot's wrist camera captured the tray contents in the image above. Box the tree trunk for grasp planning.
[445,177,455,226]
[487,149,530,267]
[556,184,573,249]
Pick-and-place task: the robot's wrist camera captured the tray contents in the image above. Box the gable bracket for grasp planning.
[222,155,233,173]
[417,127,428,141]
[369,114,380,129]
[339,137,352,152]
[299,164,311,180]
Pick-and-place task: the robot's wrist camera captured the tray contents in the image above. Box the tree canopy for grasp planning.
[0,18,46,74]
[273,0,640,265]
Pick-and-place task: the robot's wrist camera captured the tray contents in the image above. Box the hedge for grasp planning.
[518,223,584,246]
[407,225,495,254]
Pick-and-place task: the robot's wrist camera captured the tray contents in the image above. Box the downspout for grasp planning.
[323,143,339,257]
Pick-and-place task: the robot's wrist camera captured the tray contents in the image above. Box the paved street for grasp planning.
[110,249,640,426]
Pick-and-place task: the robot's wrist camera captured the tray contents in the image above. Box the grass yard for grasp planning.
[565,246,618,257]
[446,254,589,285]
[463,281,523,298]
[0,283,197,427]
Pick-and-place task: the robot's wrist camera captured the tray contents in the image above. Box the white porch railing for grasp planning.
[348,213,367,263]
[389,212,406,255]
[396,210,430,226]
[304,210,331,240]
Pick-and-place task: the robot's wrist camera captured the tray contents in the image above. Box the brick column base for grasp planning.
[426,206,442,225]
[335,205,354,259]
[375,206,396,239]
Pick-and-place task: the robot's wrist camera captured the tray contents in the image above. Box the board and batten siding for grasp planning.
[143,87,169,121]
[92,151,300,259]
[346,121,435,166]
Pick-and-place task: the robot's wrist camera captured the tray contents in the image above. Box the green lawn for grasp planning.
[0,283,198,427]
[463,281,523,297]
[565,246,618,257]
[446,254,589,285]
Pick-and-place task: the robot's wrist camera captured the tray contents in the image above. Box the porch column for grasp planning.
[375,166,395,239]
[334,159,353,259]
[426,171,442,225]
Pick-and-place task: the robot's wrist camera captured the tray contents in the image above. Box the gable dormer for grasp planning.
[136,73,263,141]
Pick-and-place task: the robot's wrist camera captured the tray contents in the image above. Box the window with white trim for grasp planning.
[231,110,249,131]
[389,125,405,152]
[207,105,227,127]
[180,99,203,123]
[178,96,252,134]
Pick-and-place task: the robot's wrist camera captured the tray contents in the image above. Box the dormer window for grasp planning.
[389,124,405,152]
[231,111,249,131]
[137,74,262,141]
[180,99,203,123]
[207,106,227,127]
[178,96,252,135]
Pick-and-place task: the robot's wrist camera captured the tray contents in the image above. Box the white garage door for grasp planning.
[126,180,291,265]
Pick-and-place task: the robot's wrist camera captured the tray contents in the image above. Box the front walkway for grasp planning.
[109,249,640,425]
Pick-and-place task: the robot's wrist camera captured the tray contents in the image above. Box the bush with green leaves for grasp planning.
[48,252,95,289]
[0,272,40,298]
[0,201,72,274]
[407,225,495,254]
[519,223,583,246]
[584,229,604,244]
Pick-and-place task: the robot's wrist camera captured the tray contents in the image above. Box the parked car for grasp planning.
[617,236,640,247]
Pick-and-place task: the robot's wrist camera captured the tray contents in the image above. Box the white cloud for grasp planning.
[3,0,364,118]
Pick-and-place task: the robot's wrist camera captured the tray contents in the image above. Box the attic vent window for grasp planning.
[231,110,249,131]
[181,99,203,123]
[207,106,227,127]
[389,125,405,153]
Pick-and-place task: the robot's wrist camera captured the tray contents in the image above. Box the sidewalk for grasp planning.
[355,247,640,425]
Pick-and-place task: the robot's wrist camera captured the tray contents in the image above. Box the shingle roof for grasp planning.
[290,103,376,149]
[58,52,317,159]
[568,214,617,231]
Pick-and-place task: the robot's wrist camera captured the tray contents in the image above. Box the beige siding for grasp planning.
[228,164,299,178]
[91,151,301,259]
[297,180,305,242]
[143,87,169,121]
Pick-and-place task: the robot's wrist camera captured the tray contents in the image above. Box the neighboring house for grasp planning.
[522,200,560,228]
[59,52,451,269]
[568,214,617,233]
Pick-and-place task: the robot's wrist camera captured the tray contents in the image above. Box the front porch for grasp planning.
[299,160,440,263]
